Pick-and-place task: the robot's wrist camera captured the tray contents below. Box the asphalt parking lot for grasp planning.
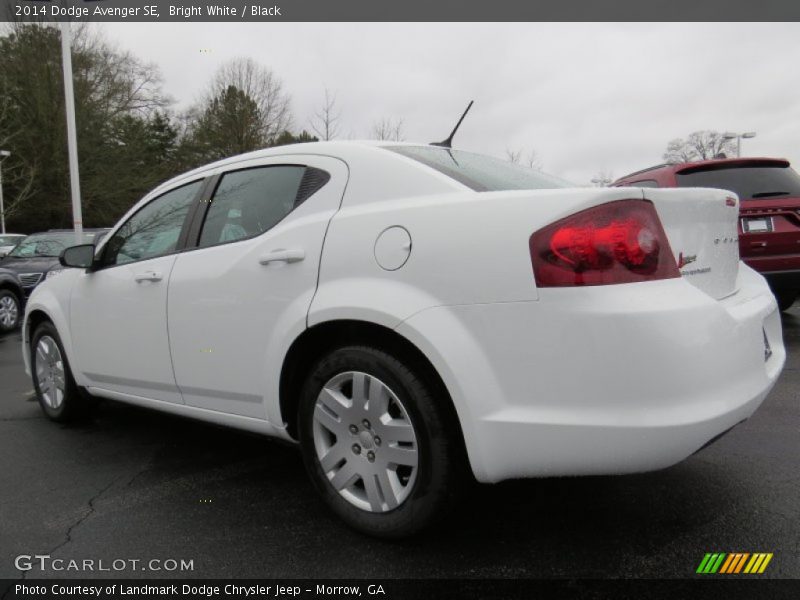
[0,311,798,580]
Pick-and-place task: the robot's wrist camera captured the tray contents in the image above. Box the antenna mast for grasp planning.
[431,101,474,148]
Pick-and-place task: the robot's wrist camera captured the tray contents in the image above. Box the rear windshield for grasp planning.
[387,146,571,192]
[676,165,800,200]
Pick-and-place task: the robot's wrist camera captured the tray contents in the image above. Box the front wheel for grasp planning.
[31,321,88,422]
[0,289,21,332]
[298,346,462,538]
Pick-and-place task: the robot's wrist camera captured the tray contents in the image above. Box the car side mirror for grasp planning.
[59,244,96,269]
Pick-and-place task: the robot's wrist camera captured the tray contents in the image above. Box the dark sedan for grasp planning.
[0,229,109,297]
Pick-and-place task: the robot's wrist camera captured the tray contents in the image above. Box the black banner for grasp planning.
[2,0,800,23]
[2,579,800,600]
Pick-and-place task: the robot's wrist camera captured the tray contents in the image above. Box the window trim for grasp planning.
[187,163,321,251]
[93,178,208,271]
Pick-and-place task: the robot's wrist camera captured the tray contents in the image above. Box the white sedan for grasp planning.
[22,141,784,537]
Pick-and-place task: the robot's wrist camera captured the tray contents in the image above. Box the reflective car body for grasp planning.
[22,142,784,483]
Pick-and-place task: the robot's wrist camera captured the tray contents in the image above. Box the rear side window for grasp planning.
[676,165,800,200]
[387,146,571,192]
[198,165,328,248]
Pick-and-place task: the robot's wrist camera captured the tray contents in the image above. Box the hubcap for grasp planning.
[312,371,419,513]
[34,336,66,410]
[0,295,18,328]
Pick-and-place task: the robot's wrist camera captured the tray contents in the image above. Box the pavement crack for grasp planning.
[2,472,127,595]
[125,454,156,489]
[47,475,121,558]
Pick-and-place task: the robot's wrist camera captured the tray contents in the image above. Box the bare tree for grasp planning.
[310,88,341,141]
[506,148,542,170]
[371,117,405,141]
[204,57,292,144]
[525,150,542,170]
[505,148,522,164]
[0,23,172,230]
[663,131,736,164]
[71,26,169,118]
[590,170,614,187]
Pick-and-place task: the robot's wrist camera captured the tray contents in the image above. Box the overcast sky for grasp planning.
[101,22,800,184]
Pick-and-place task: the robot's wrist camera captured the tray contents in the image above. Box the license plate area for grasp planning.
[742,217,773,233]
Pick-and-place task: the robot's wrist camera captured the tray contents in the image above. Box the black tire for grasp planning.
[0,288,21,332]
[31,321,88,422]
[775,290,796,313]
[298,345,462,539]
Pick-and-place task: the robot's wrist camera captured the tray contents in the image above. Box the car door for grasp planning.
[69,179,206,404]
[167,156,347,420]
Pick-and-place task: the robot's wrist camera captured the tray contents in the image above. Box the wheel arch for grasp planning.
[279,320,468,462]
[21,292,77,382]
[0,279,23,299]
[26,307,53,332]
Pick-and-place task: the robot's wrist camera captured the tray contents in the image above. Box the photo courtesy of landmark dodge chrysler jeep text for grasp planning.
[22,141,785,537]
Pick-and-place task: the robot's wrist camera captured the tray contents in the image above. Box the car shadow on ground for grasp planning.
[4,314,795,578]
[55,396,754,575]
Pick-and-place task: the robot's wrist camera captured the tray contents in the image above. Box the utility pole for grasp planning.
[60,16,84,243]
[0,150,10,234]
[723,132,757,158]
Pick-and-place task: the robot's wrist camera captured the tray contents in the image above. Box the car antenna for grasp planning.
[431,100,474,148]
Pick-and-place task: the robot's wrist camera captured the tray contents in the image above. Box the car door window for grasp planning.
[198,166,311,248]
[102,180,203,267]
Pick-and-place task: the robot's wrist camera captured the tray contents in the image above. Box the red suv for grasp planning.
[614,158,800,311]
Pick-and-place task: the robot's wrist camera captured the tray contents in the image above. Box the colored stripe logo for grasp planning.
[696,553,773,574]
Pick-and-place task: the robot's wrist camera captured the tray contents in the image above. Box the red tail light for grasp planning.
[530,199,679,287]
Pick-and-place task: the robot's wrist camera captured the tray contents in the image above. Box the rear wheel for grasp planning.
[0,289,21,332]
[298,346,461,538]
[775,290,796,313]
[31,321,88,422]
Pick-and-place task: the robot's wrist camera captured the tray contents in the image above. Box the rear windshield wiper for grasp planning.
[752,191,790,198]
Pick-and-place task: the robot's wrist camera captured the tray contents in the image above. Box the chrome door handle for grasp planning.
[134,270,163,283]
[259,248,305,265]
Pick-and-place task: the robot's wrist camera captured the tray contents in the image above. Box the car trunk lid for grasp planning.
[643,188,741,300]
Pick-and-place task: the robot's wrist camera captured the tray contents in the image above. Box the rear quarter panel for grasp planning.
[310,187,649,327]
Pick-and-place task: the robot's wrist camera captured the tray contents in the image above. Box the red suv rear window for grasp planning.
[675,164,800,200]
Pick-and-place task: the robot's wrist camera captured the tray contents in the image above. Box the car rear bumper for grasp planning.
[396,264,784,483]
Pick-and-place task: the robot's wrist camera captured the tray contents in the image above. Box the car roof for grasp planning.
[148,140,437,195]
[616,157,791,182]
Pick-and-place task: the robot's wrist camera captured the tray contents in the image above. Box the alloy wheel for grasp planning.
[312,371,419,513]
[35,335,66,410]
[0,295,18,328]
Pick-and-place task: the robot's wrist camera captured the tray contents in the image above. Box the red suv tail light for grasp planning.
[530,199,679,287]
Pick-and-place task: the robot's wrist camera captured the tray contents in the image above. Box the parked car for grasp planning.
[0,233,25,258]
[22,142,784,537]
[0,229,109,296]
[0,267,24,332]
[613,157,800,311]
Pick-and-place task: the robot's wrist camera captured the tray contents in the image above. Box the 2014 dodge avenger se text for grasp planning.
[21,141,785,537]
